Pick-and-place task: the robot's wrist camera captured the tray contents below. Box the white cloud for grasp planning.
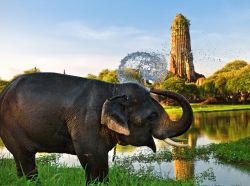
[0,22,165,80]
[55,21,143,40]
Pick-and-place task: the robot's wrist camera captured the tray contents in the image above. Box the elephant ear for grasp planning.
[101,95,130,136]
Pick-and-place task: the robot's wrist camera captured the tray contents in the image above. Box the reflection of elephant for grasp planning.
[0,73,193,183]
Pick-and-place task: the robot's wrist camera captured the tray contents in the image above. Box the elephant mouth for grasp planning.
[147,136,156,153]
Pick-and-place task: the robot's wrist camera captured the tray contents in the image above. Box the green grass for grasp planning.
[165,104,250,114]
[0,155,194,186]
[210,137,250,163]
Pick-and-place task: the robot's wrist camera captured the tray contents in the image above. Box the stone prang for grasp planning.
[169,14,204,82]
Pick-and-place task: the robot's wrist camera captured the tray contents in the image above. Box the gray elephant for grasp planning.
[0,73,193,184]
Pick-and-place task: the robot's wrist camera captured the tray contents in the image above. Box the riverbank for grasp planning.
[0,156,194,186]
[165,104,250,114]
[1,137,249,185]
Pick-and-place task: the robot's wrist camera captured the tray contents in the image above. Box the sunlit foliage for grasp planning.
[87,69,118,83]
[202,60,250,102]
[0,79,9,92]
[12,67,41,80]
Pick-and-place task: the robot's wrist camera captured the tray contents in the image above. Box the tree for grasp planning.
[201,78,216,97]
[87,74,98,80]
[226,70,250,102]
[202,60,250,103]
[86,69,118,83]
[23,67,40,74]
[12,67,41,80]
[98,69,118,83]
[214,76,227,95]
[156,76,200,100]
[157,76,186,94]
[185,82,200,99]
[0,79,9,92]
[214,60,248,74]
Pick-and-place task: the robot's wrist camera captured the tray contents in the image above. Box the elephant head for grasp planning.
[101,83,193,151]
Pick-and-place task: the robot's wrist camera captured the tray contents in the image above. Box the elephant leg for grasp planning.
[77,152,109,184]
[1,129,38,180]
[70,121,109,184]
[15,150,38,180]
[14,157,23,177]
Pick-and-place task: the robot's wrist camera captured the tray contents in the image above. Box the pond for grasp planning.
[1,110,250,185]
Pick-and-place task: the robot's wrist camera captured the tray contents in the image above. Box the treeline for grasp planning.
[87,60,250,104]
[1,60,249,103]
[201,60,250,103]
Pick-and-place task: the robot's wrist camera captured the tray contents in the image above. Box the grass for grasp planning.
[0,155,194,186]
[210,137,250,163]
[165,104,250,114]
[1,137,250,185]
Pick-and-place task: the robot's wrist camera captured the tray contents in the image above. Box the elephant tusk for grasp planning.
[163,138,189,148]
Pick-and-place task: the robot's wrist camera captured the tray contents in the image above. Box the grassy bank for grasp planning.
[165,104,250,114]
[0,155,194,186]
[210,137,250,163]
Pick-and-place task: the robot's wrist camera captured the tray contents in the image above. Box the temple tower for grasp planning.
[169,14,197,82]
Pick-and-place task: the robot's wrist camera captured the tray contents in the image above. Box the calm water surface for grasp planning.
[1,110,250,185]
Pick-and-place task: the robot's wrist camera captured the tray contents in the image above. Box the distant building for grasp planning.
[169,14,204,82]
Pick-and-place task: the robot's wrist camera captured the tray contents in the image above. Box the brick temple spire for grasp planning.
[169,14,198,82]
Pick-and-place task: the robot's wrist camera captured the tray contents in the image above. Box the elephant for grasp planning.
[0,73,193,184]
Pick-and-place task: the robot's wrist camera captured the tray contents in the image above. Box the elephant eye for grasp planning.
[147,112,159,121]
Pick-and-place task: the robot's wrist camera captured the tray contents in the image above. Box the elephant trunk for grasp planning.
[150,89,193,140]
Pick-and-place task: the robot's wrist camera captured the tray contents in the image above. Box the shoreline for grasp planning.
[164,104,250,113]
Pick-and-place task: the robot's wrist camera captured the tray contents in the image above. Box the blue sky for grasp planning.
[0,0,250,80]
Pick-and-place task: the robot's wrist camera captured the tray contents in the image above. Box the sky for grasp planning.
[0,0,250,80]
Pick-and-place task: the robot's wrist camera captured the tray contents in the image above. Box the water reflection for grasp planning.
[176,110,250,144]
[172,134,196,181]
[173,159,194,180]
[171,110,250,182]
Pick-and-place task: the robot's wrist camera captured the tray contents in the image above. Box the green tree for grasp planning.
[185,82,200,99]
[156,76,200,100]
[201,78,216,97]
[158,76,186,94]
[214,60,247,74]
[98,69,118,83]
[202,60,250,102]
[214,76,227,95]
[226,69,250,102]
[86,74,98,80]
[23,67,40,74]
[0,79,9,92]
[12,67,41,80]
[86,69,118,83]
